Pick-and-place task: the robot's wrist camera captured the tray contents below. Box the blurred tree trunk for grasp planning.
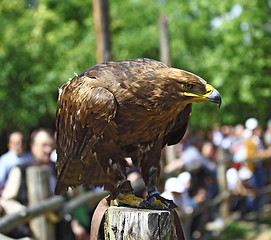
[216,147,230,223]
[159,14,171,67]
[160,14,174,166]
[93,0,112,63]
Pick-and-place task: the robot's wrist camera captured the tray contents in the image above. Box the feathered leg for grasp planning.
[140,140,177,210]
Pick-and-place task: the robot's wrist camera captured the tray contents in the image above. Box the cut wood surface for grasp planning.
[104,206,178,240]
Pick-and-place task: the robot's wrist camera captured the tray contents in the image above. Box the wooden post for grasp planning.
[165,145,176,164]
[93,0,112,63]
[159,14,171,67]
[216,147,230,223]
[26,166,55,240]
[104,206,178,239]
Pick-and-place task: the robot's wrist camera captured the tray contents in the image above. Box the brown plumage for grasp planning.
[54,58,221,196]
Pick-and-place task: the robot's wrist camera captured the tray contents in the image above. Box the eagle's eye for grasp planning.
[184,84,193,90]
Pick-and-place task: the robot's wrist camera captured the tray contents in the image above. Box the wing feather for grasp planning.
[55,77,117,194]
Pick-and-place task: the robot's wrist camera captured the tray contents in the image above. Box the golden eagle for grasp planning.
[54,58,221,207]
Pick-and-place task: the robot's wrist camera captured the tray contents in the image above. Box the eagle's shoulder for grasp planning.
[78,58,168,79]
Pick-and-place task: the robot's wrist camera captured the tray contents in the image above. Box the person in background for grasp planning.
[263,119,271,184]
[212,124,223,147]
[177,171,193,214]
[244,118,271,187]
[230,124,246,169]
[163,141,184,174]
[243,118,271,217]
[264,119,271,147]
[220,125,234,150]
[181,135,215,173]
[0,128,89,240]
[0,131,31,192]
[226,167,254,213]
[161,177,185,216]
[0,128,55,238]
[187,187,207,240]
[235,166,259,219]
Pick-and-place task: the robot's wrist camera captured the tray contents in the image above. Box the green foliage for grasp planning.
[0,0,96,133]
[208,221,252,240]
[162,0,271,129]
[110,0,160,59]
[0,0,270,134]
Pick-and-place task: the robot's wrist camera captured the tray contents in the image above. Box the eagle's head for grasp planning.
[154,67,221,108]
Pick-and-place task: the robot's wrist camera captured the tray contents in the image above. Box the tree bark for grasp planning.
[93,0,112,63]
[159,14,171,67]
[104,206,178,240]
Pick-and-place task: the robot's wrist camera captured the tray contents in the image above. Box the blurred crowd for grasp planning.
[0,129,91,240]
[159,117,271,239]
[0,117,271,239]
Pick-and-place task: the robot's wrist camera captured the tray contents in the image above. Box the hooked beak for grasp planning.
[204,84,222,108]
[184,84,222,108]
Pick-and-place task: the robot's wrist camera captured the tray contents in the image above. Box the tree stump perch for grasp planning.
[104,206,178,240]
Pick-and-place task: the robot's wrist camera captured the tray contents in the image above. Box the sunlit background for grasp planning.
[0,0,270,153]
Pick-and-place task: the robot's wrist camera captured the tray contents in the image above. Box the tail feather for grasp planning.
[54,158,82,195]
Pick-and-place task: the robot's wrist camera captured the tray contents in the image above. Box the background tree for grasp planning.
[0,0,96,143]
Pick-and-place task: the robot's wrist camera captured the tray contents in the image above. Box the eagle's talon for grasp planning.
[115,193,145,208]
[114,192,171,210]
[146,191,160,199]
[146,193,176,210]
[138,198,167,210]
[139,199,153,209]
